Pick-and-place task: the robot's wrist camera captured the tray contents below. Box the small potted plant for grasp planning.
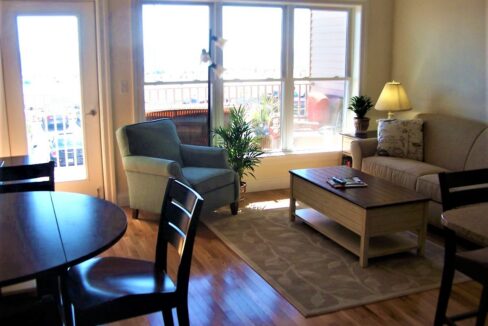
[250,94,279,149]
[213,105,264,195]
[347,95,374,135]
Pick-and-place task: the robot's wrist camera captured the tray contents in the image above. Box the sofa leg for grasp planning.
[132,209,139,219]
[230,202,238,215]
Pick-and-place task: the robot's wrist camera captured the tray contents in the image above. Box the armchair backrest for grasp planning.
[116,119,183,165]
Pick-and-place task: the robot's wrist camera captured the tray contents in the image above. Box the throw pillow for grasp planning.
[377,119,424,161]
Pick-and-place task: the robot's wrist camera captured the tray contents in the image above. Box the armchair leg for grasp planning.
[132,209,139,219]
[230,202,238,215]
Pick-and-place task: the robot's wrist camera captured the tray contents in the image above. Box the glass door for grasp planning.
[2,2,103,196]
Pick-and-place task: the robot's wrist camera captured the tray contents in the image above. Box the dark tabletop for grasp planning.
[290,166,429,209]
[0,191,127,287]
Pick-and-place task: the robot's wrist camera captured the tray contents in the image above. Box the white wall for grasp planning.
[392,0,487,122]
[0,1,11,157]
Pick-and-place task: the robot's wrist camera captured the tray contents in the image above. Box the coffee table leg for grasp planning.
[417,225,426,256]
[289,197,296,222]
[289,175,296,222]
[359,235,369,267]
[417,206,427,256]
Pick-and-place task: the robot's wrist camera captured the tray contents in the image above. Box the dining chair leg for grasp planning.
[434,230,457,326]
[132,208,139,219]
[162,308,174,326]
[59,272,74,326]
[476,286,488,326]
[176,302,190,326]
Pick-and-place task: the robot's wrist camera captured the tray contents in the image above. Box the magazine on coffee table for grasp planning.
[327,176,367,188]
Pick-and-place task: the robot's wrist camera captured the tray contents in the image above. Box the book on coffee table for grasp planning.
[327,176,367,188]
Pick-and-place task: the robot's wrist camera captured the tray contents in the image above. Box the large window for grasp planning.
[142,3,360,152]
[142,4,210,145]
[292,9,350,151]
[222,6,282,151]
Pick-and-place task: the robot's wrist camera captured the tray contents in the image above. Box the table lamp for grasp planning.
[375,81,412,119]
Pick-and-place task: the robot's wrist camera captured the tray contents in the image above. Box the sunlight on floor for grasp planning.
[246,198,290,210]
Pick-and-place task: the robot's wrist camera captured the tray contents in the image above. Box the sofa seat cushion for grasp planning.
[182,167,236,195]
[362,156,448,190]
[416,173,446,203]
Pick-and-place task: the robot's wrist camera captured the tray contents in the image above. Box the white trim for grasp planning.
[96,0,116,202]
[132,0,145,123]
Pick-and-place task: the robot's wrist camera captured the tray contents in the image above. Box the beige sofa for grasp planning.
[351,113,488,228]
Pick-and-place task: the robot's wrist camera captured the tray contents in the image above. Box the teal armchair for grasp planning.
[116,119,239,218]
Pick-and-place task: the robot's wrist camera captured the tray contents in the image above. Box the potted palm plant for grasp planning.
[347,95,374,135]
[213,105,264,194]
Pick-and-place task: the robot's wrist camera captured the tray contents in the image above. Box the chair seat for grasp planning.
[456,248,488,284]
[66,257,177,315]
[441,203,488,247]
[182,167,236,194]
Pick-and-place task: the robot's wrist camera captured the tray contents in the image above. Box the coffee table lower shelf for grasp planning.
[295,208,419,261]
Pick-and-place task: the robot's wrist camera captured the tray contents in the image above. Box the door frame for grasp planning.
[0,0,116,202]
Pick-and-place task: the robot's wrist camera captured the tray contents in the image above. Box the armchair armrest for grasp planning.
[123,156,184,179]
[180,144,230,169]
[351,139,378,170]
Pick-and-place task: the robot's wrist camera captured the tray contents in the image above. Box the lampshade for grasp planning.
[375,81,412,119]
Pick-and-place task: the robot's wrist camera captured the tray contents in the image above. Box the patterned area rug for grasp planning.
[202,199,466,317]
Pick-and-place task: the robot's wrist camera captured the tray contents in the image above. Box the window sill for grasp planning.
[261,148,342,159]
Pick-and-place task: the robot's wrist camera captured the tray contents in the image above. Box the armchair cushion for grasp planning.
[180,144,230,169]
[182,167,236,194]
[124,120,183,165]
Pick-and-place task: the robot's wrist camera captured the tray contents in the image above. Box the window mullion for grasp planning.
[281,6,294,151]
[211,3,224,144]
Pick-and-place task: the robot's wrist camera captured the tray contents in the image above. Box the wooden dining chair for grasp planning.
[0,161,55,193]
[434,168,488,326]
[0,161,55,299]
[63,178,204,326]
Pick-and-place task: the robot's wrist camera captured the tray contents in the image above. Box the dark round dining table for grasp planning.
[0,191,127,287]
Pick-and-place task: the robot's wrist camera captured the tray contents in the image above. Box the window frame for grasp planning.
[139,0,363,152]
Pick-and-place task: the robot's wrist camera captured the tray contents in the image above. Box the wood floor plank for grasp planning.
[101,189,481,325]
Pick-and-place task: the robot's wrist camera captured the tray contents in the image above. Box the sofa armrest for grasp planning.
[351,139,378,170]
[180,144,230,169]
[123,156,184,179]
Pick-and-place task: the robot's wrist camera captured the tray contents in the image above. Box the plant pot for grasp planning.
[239,181,247,201]
[354,117,370,136]
[259,136,271,150]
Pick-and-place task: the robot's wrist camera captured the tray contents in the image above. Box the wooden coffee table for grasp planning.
[289,166,430,267]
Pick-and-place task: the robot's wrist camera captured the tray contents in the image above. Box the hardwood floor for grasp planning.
[104,189,482,325]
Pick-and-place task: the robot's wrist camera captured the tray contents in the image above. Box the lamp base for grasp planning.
[387,111,395,120]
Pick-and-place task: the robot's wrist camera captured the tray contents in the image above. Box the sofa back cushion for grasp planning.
[416,113,487,171]
[465,128,488,170]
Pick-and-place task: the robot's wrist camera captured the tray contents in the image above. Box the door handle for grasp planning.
[86,109,97,116]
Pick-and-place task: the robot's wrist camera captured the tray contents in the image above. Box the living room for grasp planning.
[0,0,487,325]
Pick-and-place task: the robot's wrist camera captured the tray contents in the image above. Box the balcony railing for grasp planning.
[144,80,343,150]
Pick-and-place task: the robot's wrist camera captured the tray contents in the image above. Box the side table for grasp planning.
[340,130,376,167]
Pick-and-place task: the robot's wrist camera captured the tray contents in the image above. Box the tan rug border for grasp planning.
[203,218,468,317]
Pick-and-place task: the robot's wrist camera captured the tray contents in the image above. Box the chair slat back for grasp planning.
[439,168,488,211]
[0,161,55,193]
[155,178,203,291]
